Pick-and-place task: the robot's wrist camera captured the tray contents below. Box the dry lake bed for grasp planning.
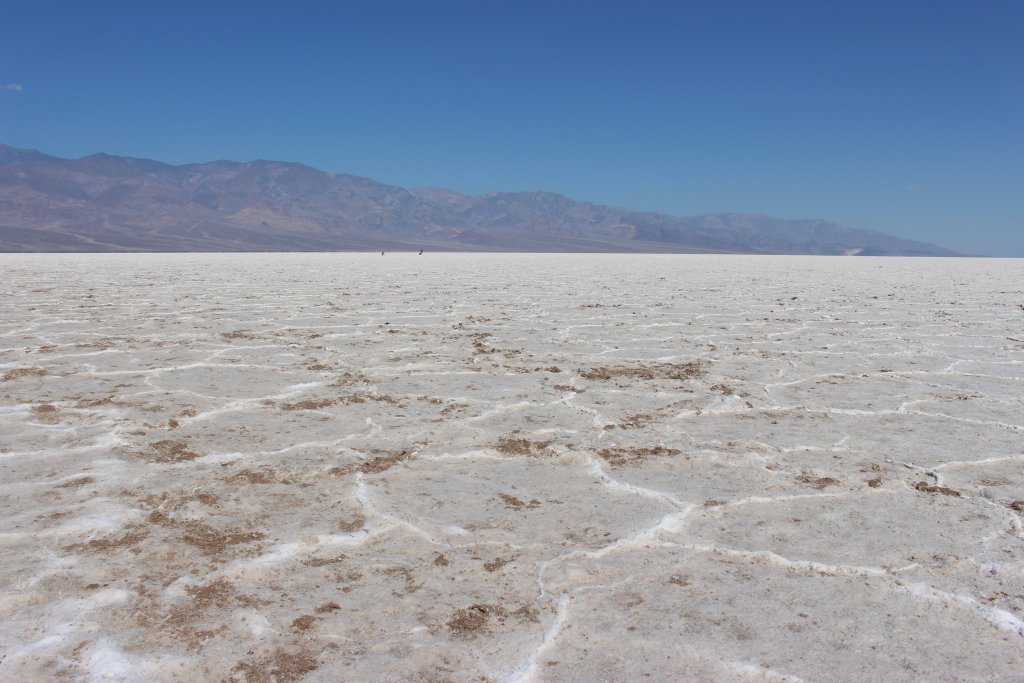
[1,252,1023,682]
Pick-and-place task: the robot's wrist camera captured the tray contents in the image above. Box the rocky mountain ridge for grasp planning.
[0,143,958,255]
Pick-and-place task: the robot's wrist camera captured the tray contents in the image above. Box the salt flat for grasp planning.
[1,252,1022,682]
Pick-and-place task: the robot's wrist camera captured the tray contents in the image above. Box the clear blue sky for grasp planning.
[1,1,1021,255]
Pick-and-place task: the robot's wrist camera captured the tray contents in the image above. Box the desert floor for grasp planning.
[1,253,1023,682]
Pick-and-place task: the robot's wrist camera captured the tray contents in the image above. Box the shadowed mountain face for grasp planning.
[0,143,957,254]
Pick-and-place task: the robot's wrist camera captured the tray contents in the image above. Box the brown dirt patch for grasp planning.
[185,579,252,610]
[139,579,257,650]
[578,362,703,382]
[56,476,96,489]
[180,522,265,554]
[483,557,511,572]
[75,339,118,350]
[194,492,219,506]
[232,647,320,683]
[137,490,219,511]
[3,367,48,382]
[469,332,521,357]
[328,371,370,386]
[38,510,72,523]
[226,468,281,485]
[797,474,840,489]
[867,477,883,488]
[221,330,260,340]
[144,440,201,463]
[291,615,319,631]
[329,448,414,476]
[447,604,509,639]
[495,436,552,456]
[513,604,541,623]
[366,448,413,471]
[342,393,403,406]
[68,526,149,553]
[301,555,347,568]
[147,510,264,555]
[617,413,654,429]
[280,393,404,410]
[914,481,961,497]
[280,398,337,411]
[74,395,118,408]
[337,514,366,533]
[375,565,420,594]
[471,333,498,355]
[1009,501,1024,513]
[439,402,469,417]
[598,445,681,467]
[499,493,541,510]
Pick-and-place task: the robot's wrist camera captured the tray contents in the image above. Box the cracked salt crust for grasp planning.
[0,252,1022,682]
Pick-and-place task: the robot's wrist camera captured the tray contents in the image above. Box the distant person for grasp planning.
[419,249,423,255]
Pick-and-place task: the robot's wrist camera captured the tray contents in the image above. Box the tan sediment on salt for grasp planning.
[0,252,1022,682]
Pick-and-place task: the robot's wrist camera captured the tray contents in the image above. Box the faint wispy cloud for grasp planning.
[4,83,23,92]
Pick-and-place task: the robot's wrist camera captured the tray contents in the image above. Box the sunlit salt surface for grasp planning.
[1,252,1022,682]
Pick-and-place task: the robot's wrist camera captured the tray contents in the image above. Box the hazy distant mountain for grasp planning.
[0,143,959,255]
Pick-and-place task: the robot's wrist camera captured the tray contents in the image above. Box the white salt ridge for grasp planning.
[899,582,1024,637]
[221,529,379,580]
[507,594,572,683]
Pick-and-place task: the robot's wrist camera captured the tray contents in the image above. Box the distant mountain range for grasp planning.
[0,143,958,255]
